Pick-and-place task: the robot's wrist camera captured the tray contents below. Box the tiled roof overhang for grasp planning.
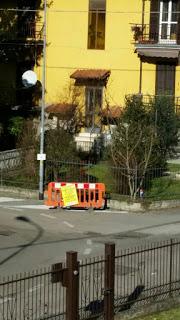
[46,103,77,119]
[70,69,111,80]
[101,106,122,119]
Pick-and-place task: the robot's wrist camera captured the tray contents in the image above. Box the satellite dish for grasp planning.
[22,70,37,88]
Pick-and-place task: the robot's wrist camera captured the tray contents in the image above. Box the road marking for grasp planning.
[83,248,92,255]
[9,205,50,210]
[0,197,23,202]
[63,221,74,228]
[40,213,56,219]
[5,207,23,212]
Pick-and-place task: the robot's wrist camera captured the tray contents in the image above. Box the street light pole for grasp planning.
[39,0,47,200]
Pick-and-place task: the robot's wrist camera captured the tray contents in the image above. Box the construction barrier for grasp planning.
[45,182,106,209]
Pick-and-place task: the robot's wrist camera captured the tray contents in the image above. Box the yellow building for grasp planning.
[43,0,142,122]
[1,1,180,148]
[40,0,180,141]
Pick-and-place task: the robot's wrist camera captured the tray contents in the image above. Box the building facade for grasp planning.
[1,1,180,148]
[132,0,180,103]
[41,0,141,116]
[38,0,180,135]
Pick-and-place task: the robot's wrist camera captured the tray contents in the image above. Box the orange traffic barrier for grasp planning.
[45,182,106,209]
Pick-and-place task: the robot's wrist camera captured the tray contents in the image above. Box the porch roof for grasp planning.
[46,103,77,119]
[70,69,111,81]
[136,47,180,60]
[101,106,122,119]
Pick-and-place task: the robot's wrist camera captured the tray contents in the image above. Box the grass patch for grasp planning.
[1,168,38,189]
[87,162,180,200]
[86,162,117,193]
[134,307,180,319]
[167,163,180,172]
[146,176,180,200]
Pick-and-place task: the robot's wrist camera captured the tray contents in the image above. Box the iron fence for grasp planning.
[1,239,180,320]
[0,149,21,171]
[45,160,180,200]
[0,266,66,320]
[114,239,180,313]
[0,157,180,200]
[79,257,105,320]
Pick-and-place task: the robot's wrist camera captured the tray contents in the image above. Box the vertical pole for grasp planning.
[139,0,145,94]
[169,239,173,296]
[39,0,47,200]
[104,243,115,320]
[139,61,142,94]
[66,251,79,320]
[135,165,138,197]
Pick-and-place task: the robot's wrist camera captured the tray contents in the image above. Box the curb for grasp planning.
[0,186,180,211]
[0,186,38,199]
[110,199,180,212]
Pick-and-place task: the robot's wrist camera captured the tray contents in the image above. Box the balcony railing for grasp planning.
[127,94,180,116]
[131,24,178,45]
[0,22,43,42]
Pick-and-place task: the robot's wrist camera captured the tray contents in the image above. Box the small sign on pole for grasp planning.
[61,184,79,207]
[37,153,46,161]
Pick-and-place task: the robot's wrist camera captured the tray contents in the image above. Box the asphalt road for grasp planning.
[0,195,180,277]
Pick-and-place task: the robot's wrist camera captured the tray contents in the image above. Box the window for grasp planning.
[156,64,175,95]
[85,87,103,127]
[88,0,106,49]
[159,0,177,43]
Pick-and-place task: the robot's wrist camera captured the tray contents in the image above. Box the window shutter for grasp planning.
[156,64,175,95]
[177,0,180,44]
[150,0,160,42]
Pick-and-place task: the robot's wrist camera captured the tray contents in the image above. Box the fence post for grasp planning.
[169,238,173,296]
[66,251,79,320]
[104,243,115,320]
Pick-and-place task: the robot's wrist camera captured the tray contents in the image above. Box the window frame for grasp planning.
[155,64,176,95]
[159,0,178,43]
[85,86,103,128]
[87,0,106,50]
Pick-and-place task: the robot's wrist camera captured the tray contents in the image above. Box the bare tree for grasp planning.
[111,120,155,199]
[46,81,85,134]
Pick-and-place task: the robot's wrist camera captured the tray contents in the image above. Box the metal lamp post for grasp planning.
[39,0,47,200]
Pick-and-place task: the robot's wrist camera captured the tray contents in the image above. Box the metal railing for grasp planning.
[45,160,180,199]
[114,239,180,313]
[127,94,180,116]
[0,159,180,199]
[0,149,21,170]
[131,23,178,45]
[0,266,66,320]
[0,21,43,41]
[1,239,180,319]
